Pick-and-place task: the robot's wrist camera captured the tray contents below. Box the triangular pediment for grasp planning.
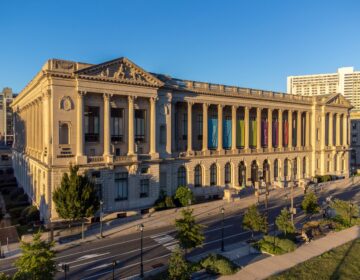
[75,57,164,87]
[324,93,352,107]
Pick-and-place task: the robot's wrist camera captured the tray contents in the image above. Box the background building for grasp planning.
[11,58,351,222]
[0,87,15,146]
[287,67,360,111]
[288,67,360,170]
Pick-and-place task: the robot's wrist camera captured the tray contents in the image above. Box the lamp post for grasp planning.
[220,207,225,252]
[61,263,69,280]
[112,260,118,280]
[99,200,104,238]
[138,223,144,278]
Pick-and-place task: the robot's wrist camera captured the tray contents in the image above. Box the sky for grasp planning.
[1,0,360,93]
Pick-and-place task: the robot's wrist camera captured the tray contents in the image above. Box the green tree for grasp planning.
[0,273,11,280]
[275,208,296,236]
[14,232,56,280]
[330,199,359,226]
[168,247,190,280]
[242,204,267,239]
[301,191,320,217]
[175,186,193,207]
[175,209,204,254]
[53,165,99,224]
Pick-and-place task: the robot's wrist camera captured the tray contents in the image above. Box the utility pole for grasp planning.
[138,224,144,278]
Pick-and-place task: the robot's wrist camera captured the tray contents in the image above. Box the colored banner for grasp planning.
[284,119,288,146]
[250,119,257,147]
[262,120,268,147]
[208,118,218,149]
[223,119,232,149]
[272,120,279,147]
[237,119,245,147]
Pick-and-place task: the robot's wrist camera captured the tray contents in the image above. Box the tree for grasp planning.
[175,209,204,254]
[0,273,11,280]
[275,208,296,236]
[53,165,99,223]
[330,199,359,226]
[301,191,320,217]
[175,186,193,207]
[14,232,56,280]
[242,204,267,239]
[168,247,190,280]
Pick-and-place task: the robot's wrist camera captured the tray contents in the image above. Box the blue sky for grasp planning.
[1,0,359,93]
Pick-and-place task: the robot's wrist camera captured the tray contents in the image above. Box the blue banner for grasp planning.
[223,119,232,149]
[208,118,218,149]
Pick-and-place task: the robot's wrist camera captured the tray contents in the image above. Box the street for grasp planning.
[1,182,359,280]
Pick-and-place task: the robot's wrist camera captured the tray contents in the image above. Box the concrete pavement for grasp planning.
[221,226,360,280]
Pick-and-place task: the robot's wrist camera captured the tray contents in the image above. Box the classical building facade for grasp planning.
[11,57,351,222]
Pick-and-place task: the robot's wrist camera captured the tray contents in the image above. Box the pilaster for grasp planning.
[127,96,135,156]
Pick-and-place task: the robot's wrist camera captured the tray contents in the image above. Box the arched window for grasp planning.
[334,156,337,172]
[303,157,307,178]
[59,123,69,145]
[274,159,279,179]
[293,158,298,178]
[177,166,187,187]
[284,159,289,178]
[263,160,270,183]
[251,160,258,184]
[210,164,217,186]
[194,165,202,187]
[225,163,231,184]
[238,162,246,187]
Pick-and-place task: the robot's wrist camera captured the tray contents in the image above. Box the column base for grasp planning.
[150,152,159,159]
[76,155,87,165]
[104,155,113,163]
[202,150,210,156]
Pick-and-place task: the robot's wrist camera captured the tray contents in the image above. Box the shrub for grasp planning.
[20,206,40,225]
[255,235,296,255]
[175,186,193,207]
[329,199,359,227]
[200,254,238,275]
[301,191,320,216]
[165,196,175,208]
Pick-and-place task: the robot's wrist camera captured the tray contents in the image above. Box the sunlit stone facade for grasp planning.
[11,57,352,222]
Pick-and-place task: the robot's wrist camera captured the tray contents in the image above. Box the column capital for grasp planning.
[42,89,51,99]
[217,104,224,109]
[187,100,194,106]
[203,102,210,109]
[103,92,113,100]
[150,96,159,103]
[77,90,87,96]
[128,95,136,103]
[231,105,238,110]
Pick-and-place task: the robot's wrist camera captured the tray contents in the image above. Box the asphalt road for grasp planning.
[1,183,359,280]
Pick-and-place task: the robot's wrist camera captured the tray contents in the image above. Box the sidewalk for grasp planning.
[221,225,360,280]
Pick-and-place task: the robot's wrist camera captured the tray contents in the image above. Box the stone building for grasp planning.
[11,57,351,222]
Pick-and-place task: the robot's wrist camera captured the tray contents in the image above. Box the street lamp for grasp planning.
[138,223,144,278]
[61,263,69,280]
[112,260,118,280]
[220,207,225,252]
[100,200,104,238]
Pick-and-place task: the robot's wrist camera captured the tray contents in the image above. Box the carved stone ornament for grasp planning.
[60,96,74,111]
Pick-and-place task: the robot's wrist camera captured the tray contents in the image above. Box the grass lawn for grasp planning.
[268,238,360,280]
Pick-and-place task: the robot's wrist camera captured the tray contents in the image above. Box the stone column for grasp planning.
[244,106,249,150]
[76,91,86,164]
[231,105,237,151]
[297,111,301,148]
[128,96,135,156]
[345,114,350,146]
[288,110,293,148]
[202,103,209,152]
[268,108,272,150]
[336,114,340,146]
[305,111,310,147]
[256,108,261,150]
[103,93,112,162]
[42,90,50,162]
[150,97,157,156]
[278,109,283,149]
[186,101,193,154]
[217,104,223,152]
[328,112,333,147]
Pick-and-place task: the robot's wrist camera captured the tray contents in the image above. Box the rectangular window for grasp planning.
[160,124,166,145]
[111,108,124,142]
[59,123,69,145]
[182,113,187,140]
[115,172,128,201]
[135,109,146,142]
[85,106,100,142]
[140,179,149,198]
[197,114,203,140]
[115,148,121,156]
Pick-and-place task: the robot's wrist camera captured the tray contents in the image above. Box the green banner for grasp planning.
[236,120,245,147]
